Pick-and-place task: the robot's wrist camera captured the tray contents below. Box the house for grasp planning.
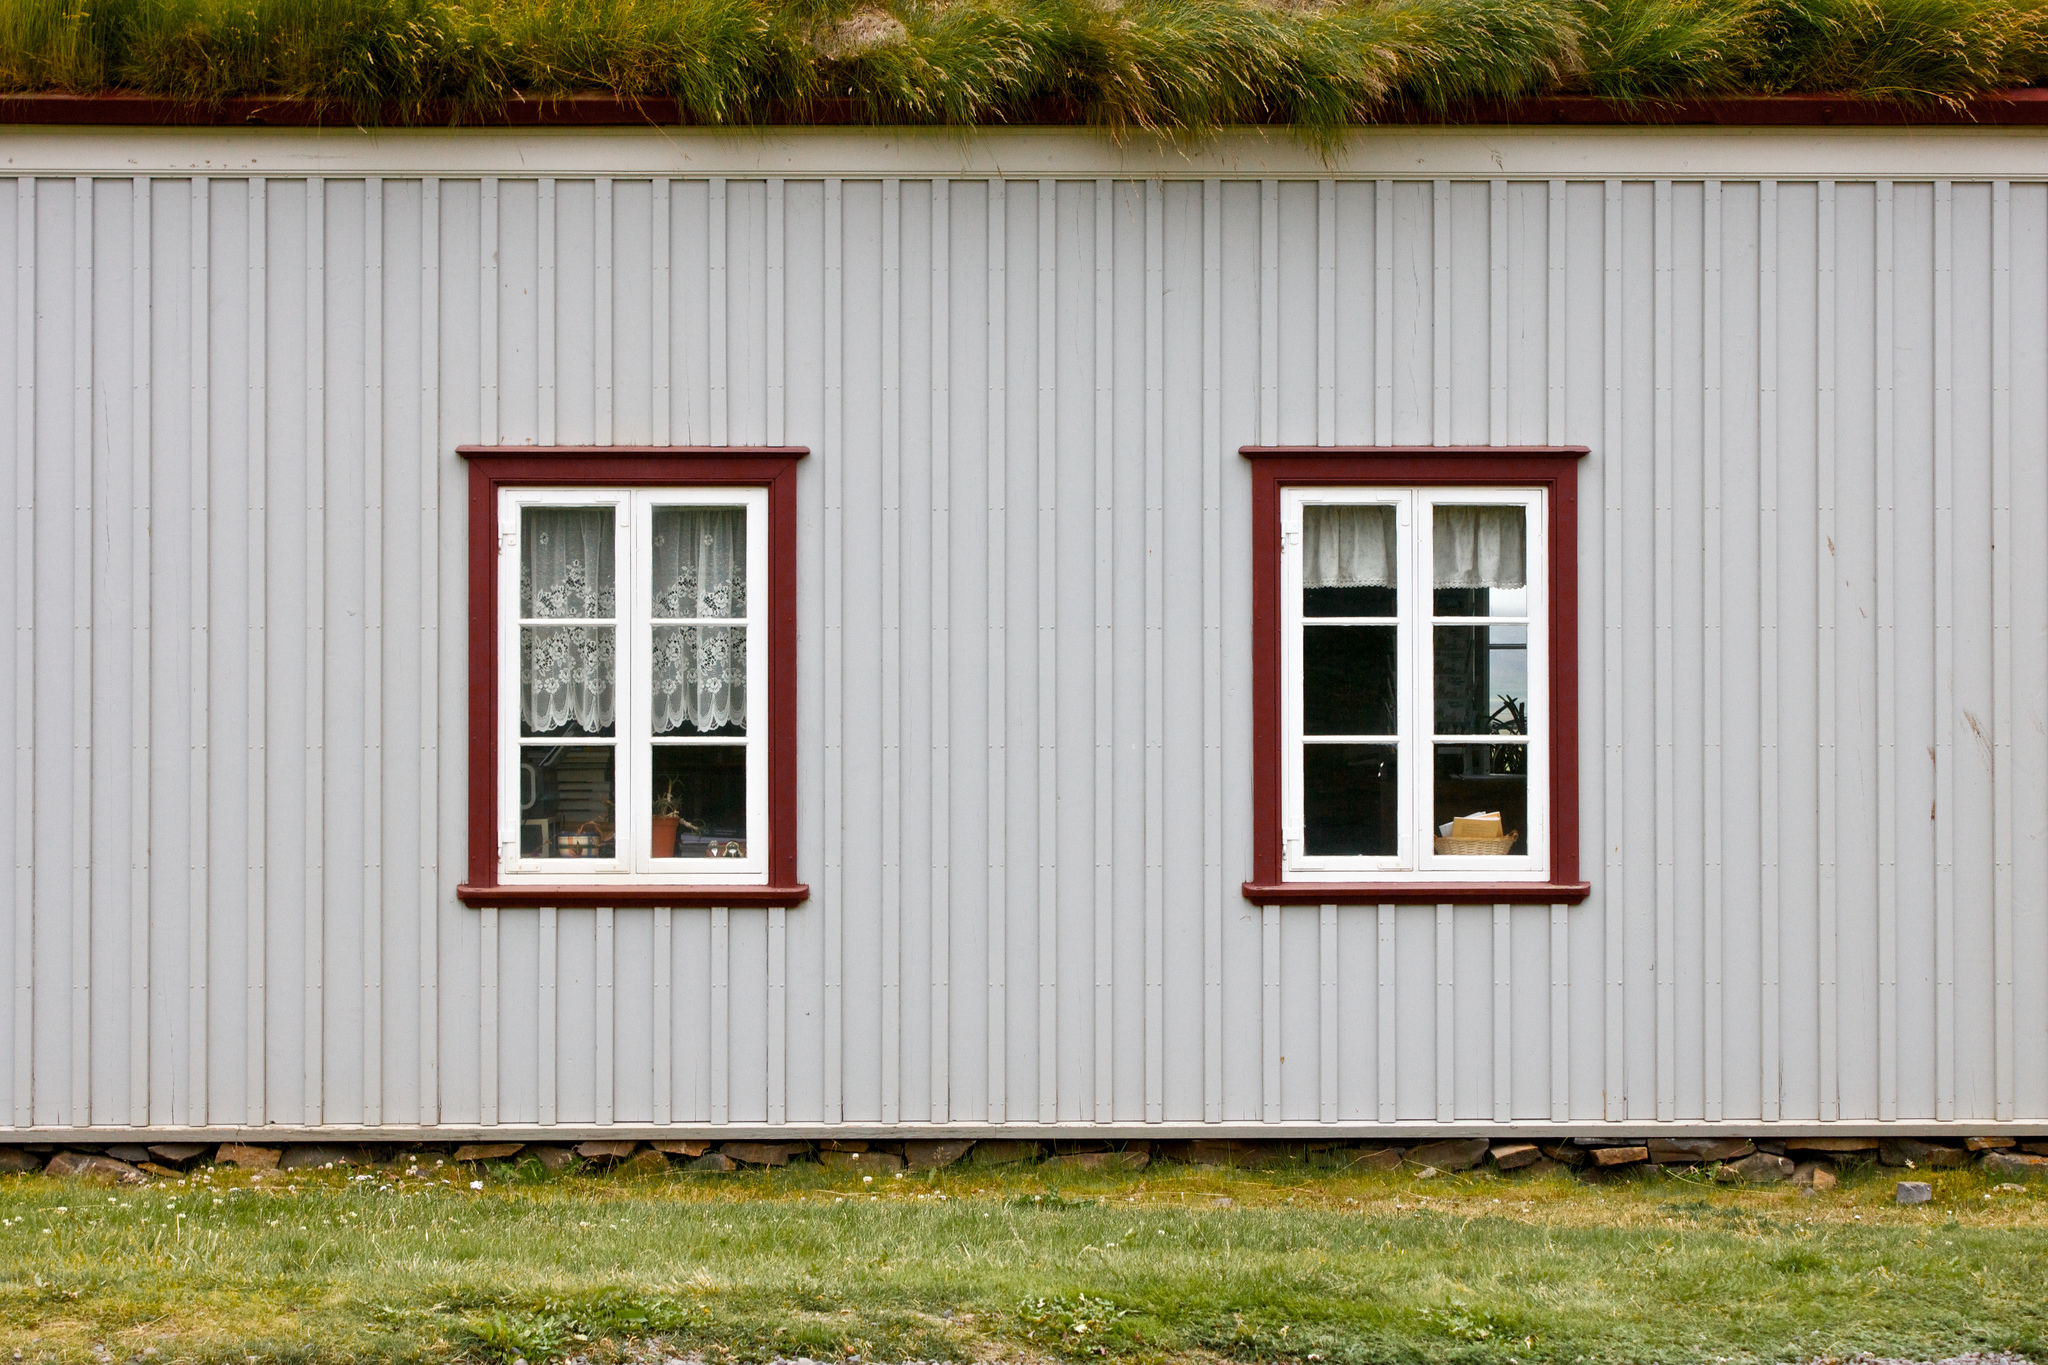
[2,24,2045,1140]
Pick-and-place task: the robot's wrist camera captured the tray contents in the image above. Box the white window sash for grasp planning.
[498,485,770,886]
[1280,485,1549,883]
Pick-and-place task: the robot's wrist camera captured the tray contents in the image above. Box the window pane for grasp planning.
[1303,626,1397,736]
[653,625,747,736]
[1433,624,1528,736]
[652,506,747,619]
[521,626,616,737]
[1305,584,1397,618]
[653,745,748,859]
[521,507,615,618]
[519,746,616,858]
[1303,743,1398,856]
[1433,585,1528,618]
[1433,743,1527,856]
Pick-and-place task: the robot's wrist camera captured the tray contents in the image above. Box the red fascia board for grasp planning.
[1242,445,1588,907]
[5,90,2048,128]
[459,446,806,906]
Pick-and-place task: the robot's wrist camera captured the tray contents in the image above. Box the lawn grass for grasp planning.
[2,1152,2045,1365]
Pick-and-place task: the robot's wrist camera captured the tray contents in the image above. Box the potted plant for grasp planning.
[651,781,693,859]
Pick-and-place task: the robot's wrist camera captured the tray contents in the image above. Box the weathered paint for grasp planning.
[1,126,2045,1137]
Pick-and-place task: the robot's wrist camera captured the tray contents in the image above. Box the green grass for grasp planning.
[3,1152,2046,1364]
[1,0,2047,139]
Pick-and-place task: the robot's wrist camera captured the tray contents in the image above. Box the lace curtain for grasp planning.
[522,627,616,735]
[652,507,747,733]
[521,508,618,735]
[1303,504,1397,587]
[1433,505,1526,588]
[522,507,616,617]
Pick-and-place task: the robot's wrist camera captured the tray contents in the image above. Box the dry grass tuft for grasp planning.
[1752,0,2048,103]
[1580,0,1767,100]
[0,0,2041,129]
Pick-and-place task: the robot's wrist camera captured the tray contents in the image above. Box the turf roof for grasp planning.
[2,0,2046,142]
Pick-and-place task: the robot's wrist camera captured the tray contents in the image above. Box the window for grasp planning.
[506,487,764,881]
[457,449,806,908]
[1284,487,1544,875]
[1243,448,1588,904]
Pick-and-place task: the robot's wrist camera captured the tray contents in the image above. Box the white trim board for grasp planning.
[2,124,2046,179]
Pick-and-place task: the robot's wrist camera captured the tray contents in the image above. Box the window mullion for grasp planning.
[624,492,647,877]
[1405,491,1423,870]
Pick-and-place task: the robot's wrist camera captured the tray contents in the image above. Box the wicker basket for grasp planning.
[1433,832,1520,856]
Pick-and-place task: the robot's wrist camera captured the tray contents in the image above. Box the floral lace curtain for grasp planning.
[1302,504,1396,588]
[522,507,616,617]
[522,627,616,736]
[652,506,746,619]
[654,627,746,734]
[651,506,747,734]
[520,508,617,735]
[1433,505,1526,588]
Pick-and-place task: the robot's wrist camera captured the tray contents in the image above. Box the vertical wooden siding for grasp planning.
[1,173,2044,1131]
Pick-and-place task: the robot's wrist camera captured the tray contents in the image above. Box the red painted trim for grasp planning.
[5,90,2048,128]
[1242,446,1588,907]
[457,884,811,909]
[1242,882,1591,905]
[457,446,808,908]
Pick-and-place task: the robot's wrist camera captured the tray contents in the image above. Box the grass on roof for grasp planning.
[2,1154,2047,1365]
[1,0,2046,139]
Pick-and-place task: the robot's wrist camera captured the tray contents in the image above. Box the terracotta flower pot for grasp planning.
[651,814,682,859]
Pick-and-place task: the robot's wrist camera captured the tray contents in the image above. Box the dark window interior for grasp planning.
[1304,743,1398,856]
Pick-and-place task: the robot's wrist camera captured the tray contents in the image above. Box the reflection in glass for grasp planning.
[522,507,616,619]
[1432,743,1527,855]
[518,746,616,857]
[520,626,616,737]
[652,506,747,619]
[1304,626,1398,736]
[1433,624,1528,736]
[1433,585,1529,618]
[653,624,747,735]
[1303,744,1399,856]
[653,745,748,859]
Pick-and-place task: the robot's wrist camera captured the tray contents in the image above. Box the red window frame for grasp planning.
[1241,446,1591,905]
[456,447,808,908]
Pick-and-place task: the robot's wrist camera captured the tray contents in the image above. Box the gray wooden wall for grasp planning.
[4,163,2045,1135]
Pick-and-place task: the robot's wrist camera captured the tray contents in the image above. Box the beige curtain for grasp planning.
[1433,505,1526,588]
[1302,504,1396,588]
